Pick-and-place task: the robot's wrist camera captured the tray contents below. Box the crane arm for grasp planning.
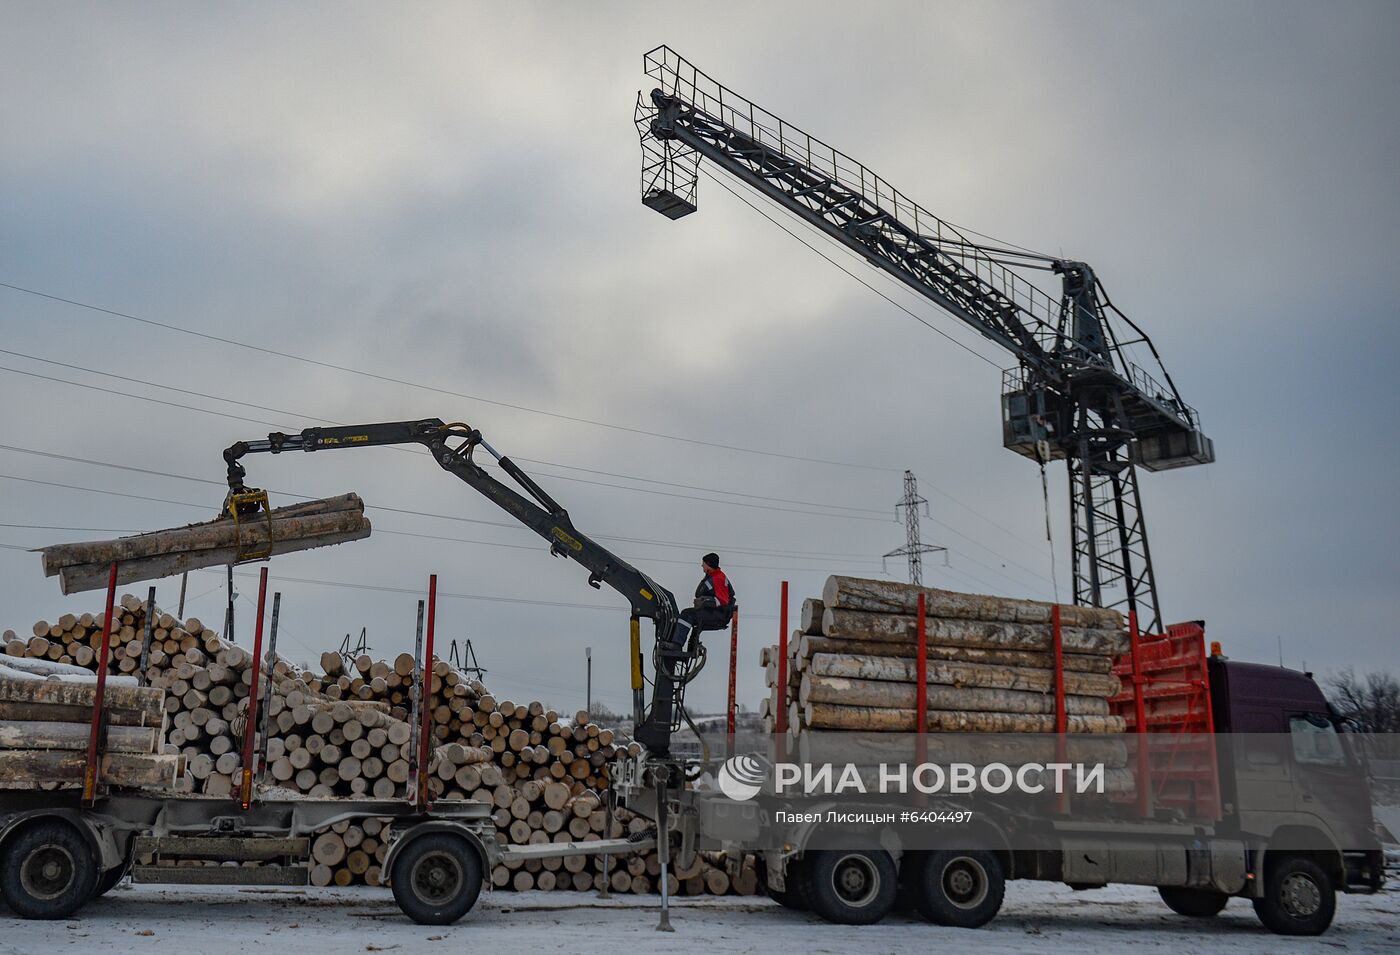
[635,46,1210,461]
[223,418,680,632]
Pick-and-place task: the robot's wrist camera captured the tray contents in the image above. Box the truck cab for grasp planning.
[1209,657,1385,897]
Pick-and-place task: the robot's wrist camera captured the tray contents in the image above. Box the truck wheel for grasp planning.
[913,849,1004,928]
[1158,886,1229,917]
[766,858,809,911]
[0,821,97,920]
[805,849,897,925]
[389,834,483,925]
[1252,855,1335,936]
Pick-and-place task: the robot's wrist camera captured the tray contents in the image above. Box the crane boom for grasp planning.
[635,46,1214,632]
[222,418,697,754]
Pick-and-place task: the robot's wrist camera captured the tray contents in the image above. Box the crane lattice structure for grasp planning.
[636,46,1213,632]
[883,470,945,586]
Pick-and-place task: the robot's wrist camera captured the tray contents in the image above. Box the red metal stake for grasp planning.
[83,561,119,805]
[417,574,438,810]
[239,567,269,809]
[726,609,739,758]
[1052,604,1069,814]
[915,593,928,766]
[775,582,789,739]
[1128,610,1151,818]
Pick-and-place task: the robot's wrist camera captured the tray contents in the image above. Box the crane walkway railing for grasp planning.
[644,45,1062,349]
[643,45,1203,437]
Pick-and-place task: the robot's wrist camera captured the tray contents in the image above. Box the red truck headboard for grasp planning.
[1110,621,1221,820]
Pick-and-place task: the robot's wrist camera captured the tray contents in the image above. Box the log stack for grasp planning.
[35,494,371,595]
[762,576,1130,735]
[0,651,179,790]
[5,594,758,895]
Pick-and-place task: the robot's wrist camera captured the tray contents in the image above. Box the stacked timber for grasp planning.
[762,576,1130,735]
[0,647,179,790]
[5,596,759,895]
[35,494,371,595]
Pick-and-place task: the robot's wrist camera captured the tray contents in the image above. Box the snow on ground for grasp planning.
[2,880,1397,955]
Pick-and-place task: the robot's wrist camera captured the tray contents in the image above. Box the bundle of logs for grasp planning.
[4,594,757,895]
[0,649,178,790]
[761,576,1131,735]
[35,494,371,595]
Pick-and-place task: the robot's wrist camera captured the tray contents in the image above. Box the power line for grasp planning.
[0,521,882,575]
[0,470,1045,599]
[0,281,896,473]
[0,293,1058,588]
[2,288,1054,556]
[0,348,889,517]
[0,442,1055,595]
[0,469,879,563]
[201,563,781,620]
[697,167,1002,369]
[0,373,1056,584]
[693,169,1059,556]
[0,345,896,512]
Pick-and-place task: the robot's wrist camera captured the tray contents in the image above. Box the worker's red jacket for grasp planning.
[695,568,736,610]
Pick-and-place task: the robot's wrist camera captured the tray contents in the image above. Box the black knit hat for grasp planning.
[702,552,720,569]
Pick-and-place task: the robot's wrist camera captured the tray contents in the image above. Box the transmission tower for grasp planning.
[884,470,946,585]
[449,638,488,681]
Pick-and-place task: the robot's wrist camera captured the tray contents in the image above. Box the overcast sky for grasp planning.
[2,2,1396,717]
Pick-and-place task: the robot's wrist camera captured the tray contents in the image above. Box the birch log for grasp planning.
[803,702,1126,733]
[0,675,165,719]
[40,494,365,572]
[40,494,371,595]
[797,634,1114,674]
[0,750,180,789]
[822,576,1124,630]
[821,608,1127,655]
[56,529,370,595]
[799,674,1111,715]
[806,652,1122,697]
[0,720,157,753]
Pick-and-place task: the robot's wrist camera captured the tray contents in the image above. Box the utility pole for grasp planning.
[585,646,592,715]
[884,470,945,586]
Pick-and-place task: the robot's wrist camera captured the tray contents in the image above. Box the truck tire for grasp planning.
[1158,886,1229,917]
[389,833,483,925]
[0,820,97,920]
[804,849,898,925]
[912,849,1004,928]
[1252,855,1335,936]
[766,858,809,911]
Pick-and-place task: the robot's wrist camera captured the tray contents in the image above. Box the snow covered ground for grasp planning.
[3,880,1396,955]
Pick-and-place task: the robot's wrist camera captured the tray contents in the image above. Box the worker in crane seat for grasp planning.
[677,552,736,644]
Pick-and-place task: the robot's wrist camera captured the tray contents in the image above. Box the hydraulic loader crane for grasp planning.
[635,47,1214,633]
[221,418,705,757]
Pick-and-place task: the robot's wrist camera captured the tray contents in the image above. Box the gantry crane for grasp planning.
[635,46,1213,632]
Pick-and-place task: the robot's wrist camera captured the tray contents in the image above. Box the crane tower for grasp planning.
[636,47,1213,632]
